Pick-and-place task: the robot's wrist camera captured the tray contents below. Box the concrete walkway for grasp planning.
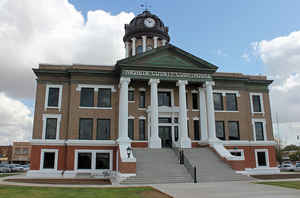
[154,181,300,198]
[1,175,300,198]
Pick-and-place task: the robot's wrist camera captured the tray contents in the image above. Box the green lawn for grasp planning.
[257,181,300,190]
[0,174,18,178]
[0,185,169,198]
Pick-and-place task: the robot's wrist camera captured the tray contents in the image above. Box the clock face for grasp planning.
[144,17,155,28]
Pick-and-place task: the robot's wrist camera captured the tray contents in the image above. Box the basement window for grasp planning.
[228,149,245,160]
[41,149,58,170]
[77,153,92,169]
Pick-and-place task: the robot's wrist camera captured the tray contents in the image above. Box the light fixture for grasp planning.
[127,147,132,158]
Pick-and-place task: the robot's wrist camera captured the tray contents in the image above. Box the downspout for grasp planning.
[62,78,71,176]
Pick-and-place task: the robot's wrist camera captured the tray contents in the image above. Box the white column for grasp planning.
[125,41,130,58]
[117,77,131,144]
[205,81,219,142]
[142,35,147,52]
[199,87,208,142]
[153,36,158,48]
[162,39,167,46]
[148,79,161,148]
[131,37,136,56]
[177,80,192,148]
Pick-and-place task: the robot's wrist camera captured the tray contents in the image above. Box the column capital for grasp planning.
[162,39,167,46]
[120,77,131,85]
[153,36,159,40]
[148,79,160,85]
[205,81,215,87]
[131,37,137,41]
[176,80,188,87]
[142,35,147,39]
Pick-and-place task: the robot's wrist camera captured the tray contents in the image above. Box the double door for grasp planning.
[159,126,172,148]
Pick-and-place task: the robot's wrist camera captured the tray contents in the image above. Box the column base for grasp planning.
[179,137,192,148]
[149,137,162,148]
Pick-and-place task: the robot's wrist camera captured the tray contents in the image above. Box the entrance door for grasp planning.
[159,126,172,148]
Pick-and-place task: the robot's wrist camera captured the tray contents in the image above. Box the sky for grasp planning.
[0,0,300,145]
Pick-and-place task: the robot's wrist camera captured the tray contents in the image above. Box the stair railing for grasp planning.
[171,147,197,183]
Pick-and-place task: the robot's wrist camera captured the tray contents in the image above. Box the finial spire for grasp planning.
[140,1,151,11]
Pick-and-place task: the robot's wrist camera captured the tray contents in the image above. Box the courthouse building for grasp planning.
[28,11,279,180]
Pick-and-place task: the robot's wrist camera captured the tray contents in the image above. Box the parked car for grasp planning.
[282,161,293,165]
[295,163,300,172]
[5,164,19,172]
[0,164,10,173]
[20,164,30,171]
[280,164,295,172]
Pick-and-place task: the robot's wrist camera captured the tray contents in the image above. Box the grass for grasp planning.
[257,181,300,190]
[0,185,170,198]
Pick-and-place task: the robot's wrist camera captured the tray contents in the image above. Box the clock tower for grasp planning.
[123,10,170,57]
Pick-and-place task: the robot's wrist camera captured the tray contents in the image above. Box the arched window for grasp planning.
[136,45,143,54]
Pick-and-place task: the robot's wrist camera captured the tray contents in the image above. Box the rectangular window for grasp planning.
[252,95,262,112]
[80,88,94,107]
[43,152,55,169]
[96,153,110,169]
[77,153,92,169]
[255,122,264,141]
[231,151,242,157]
[159,117,172,123]
[216,121,225,140]
[174,126,179,142]
[96,119,111,140]
[228,121,240,140]
[158,92,171,106]
[194,120,200,140]
[128,90,134,101]
[47,88,59,107]
[256,151,267,167]
[192,93,199,109]
[229,149,245,160]
[128,119,134,140]
[213,93,224,111]
[139,91,146,108]
[45,118,57,139]
[226,93,238,111]
[98,88,111,107]
[139,119,146,140]
[79,118,93,140]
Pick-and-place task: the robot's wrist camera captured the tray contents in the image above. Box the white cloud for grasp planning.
[216,49,228,57]
[0,0,134,144]
[254,30,300,123]
[0,92,33,145]
[0,0,134,99]
[241,53,250,62]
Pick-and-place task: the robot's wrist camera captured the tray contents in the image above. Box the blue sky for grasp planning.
[70,0,300,75]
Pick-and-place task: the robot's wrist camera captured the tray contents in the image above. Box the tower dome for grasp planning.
[123,11,170,57]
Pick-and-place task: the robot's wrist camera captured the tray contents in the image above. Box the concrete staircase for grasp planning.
[184,147,252,182]
[120,148,193,184]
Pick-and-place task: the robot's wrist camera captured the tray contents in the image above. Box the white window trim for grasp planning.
[45,84,63,110]
[139,116,146,120]
[42,114,62,140]
[138,88,146,91]
[74,150,113,171]
[76,84,116,92]
[40,149,58,170]
[128,115,135,119]
[252,118,267,141]
[228,149,245,160]
[158,88,174,106]
[79,107,112,110]
[255,149,270,168]
[193,117,199,120]
[249,92,264,114]
[213,90,240,97]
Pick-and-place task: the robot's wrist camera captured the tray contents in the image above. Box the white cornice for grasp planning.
[31,139,116,146]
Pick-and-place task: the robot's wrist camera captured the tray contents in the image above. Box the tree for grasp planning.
[289,151,300,161]
[283,145,300,151]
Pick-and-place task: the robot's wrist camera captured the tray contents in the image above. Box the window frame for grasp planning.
[79,118,93,140]
[250,93,264,114]
[192,92,199,110]
[74,150,113,171]
[80,87,95,107]
[252,119,267,141]
[45,84,63,110]
[96,119,111,140]
[215,121,225,140]
[128,88,135,102]
[40,149,58,170]
[213,93,224,111]
[139,91,146,108]
[139,118,146,141]
[193,119,200,140]
[42,114,61,140]
[226,93,238,111]
[97,88,112,108]
[255,149,269,168]
[228,121,240,140]
[228,149,245,160]
[128,118,135,140]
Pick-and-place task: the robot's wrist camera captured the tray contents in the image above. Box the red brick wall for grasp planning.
[131,142,148,148]
[118,150,136,174]
[30,145,117,171]
[225,145,277,170]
